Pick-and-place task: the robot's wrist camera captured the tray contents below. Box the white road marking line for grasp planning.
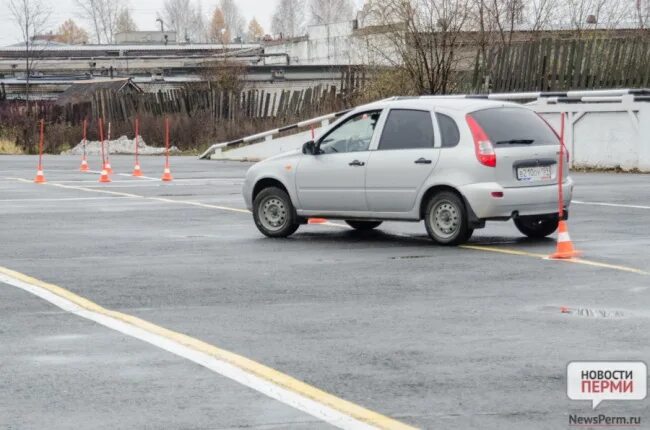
[0,268,414,430]
[0,197,134,202]
[573,200,650,210]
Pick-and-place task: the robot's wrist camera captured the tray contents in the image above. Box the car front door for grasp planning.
[365,109,441,213]
[295,110,383,212]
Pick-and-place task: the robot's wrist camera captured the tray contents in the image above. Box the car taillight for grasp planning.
[466,114,496,167]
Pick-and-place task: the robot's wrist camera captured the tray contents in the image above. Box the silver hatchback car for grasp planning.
[243,98,573,245]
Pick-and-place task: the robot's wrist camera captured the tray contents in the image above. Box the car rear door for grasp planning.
[469,107,567,188]
[295,110,383,212]
[365,109,441,213]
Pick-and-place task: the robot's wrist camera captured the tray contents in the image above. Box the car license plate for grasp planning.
[517,165,552,182]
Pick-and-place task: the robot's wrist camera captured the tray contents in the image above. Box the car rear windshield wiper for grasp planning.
[496,139,535,145]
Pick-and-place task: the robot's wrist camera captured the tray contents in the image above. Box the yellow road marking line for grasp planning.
[8,177,648,276]
[0,265,416,430]
[462,245,648,276]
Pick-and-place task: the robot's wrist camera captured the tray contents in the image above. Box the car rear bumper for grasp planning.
[460,178,574,219]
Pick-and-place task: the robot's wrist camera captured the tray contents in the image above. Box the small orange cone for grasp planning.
[132,163,143,177]
[161,166,173,182]
[80,159,90,172]
[549,221,581,259]
[98,168,112,183]
[308,218,328,224]
[104,162,113,174]
[34,169,47,184]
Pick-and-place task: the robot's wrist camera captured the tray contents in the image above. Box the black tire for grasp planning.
[424,191,473,246]
[514,217,558,239]
[345,220,383,230]
[253,187,300,238]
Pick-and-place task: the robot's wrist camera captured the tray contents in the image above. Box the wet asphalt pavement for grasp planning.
[1,155,649,429]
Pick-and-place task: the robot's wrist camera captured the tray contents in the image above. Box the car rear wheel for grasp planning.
[424,191,473,246]
[514,217,558,238]
[345,220,383,230]
[253,187,300,238]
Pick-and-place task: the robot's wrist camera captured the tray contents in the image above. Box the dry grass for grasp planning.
[0,138,23,154]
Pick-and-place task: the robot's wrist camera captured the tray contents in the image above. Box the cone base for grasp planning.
[161,167,173,182]
[132,170,143,177]
[98,170,112,183]
[80,166,90,172]
[34,176,46,184]
[549,250,581,260]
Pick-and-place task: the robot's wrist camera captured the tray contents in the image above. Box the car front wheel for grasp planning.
[514,217,558,238]
[424,191,473,246]
[253,187,300,238]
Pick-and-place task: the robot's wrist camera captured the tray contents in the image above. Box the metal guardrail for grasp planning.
[198,109,351,159]
[199,88,649,160]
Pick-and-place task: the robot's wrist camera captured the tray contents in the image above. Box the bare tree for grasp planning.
[561,0,632,31]
[115,8,137,34]
[271,0,306,37]
[7,0,51,108]
[161,0,207,42]
[525,0,559,31]
[219,0,245,39]
[636,0,650,28]
[309,0,355,24]
[76,0,123,43]
[365,0,472,95]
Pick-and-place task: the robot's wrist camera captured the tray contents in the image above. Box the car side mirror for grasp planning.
[302,140,317,155]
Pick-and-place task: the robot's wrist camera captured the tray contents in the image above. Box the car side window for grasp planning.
[378,109,434,151]
[318,111,382,154]
[436,113,460,148]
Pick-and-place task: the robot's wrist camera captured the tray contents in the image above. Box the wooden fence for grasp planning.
[472,35,650,93]
[52,84,346,126]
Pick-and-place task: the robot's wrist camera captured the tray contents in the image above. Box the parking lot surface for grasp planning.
[1,155,649,429]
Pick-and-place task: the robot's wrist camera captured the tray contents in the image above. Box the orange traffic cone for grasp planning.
[549,221,581,259]
[104,161,113,174]
[98,168,112,183]
[161,166,173,182]
[132,163,143,177]
[34,169,46,184]
[80,159,90,172]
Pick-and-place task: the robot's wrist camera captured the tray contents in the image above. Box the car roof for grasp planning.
[356,97,523,114]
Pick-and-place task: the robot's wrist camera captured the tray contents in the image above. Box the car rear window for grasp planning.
[470,107,559,146]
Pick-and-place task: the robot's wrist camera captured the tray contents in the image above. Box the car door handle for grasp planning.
[414,158,432,164]
[349,160,365,167]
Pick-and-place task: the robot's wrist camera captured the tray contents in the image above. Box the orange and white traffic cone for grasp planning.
[132,163,143,177]
[104,161,113,174]
[98,168,111,183]
[549,221,581,259]
[33,169,46,184]
[161,166,173,182]
[80,158,90,172]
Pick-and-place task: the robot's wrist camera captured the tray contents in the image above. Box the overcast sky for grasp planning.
[0,0,366,46]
